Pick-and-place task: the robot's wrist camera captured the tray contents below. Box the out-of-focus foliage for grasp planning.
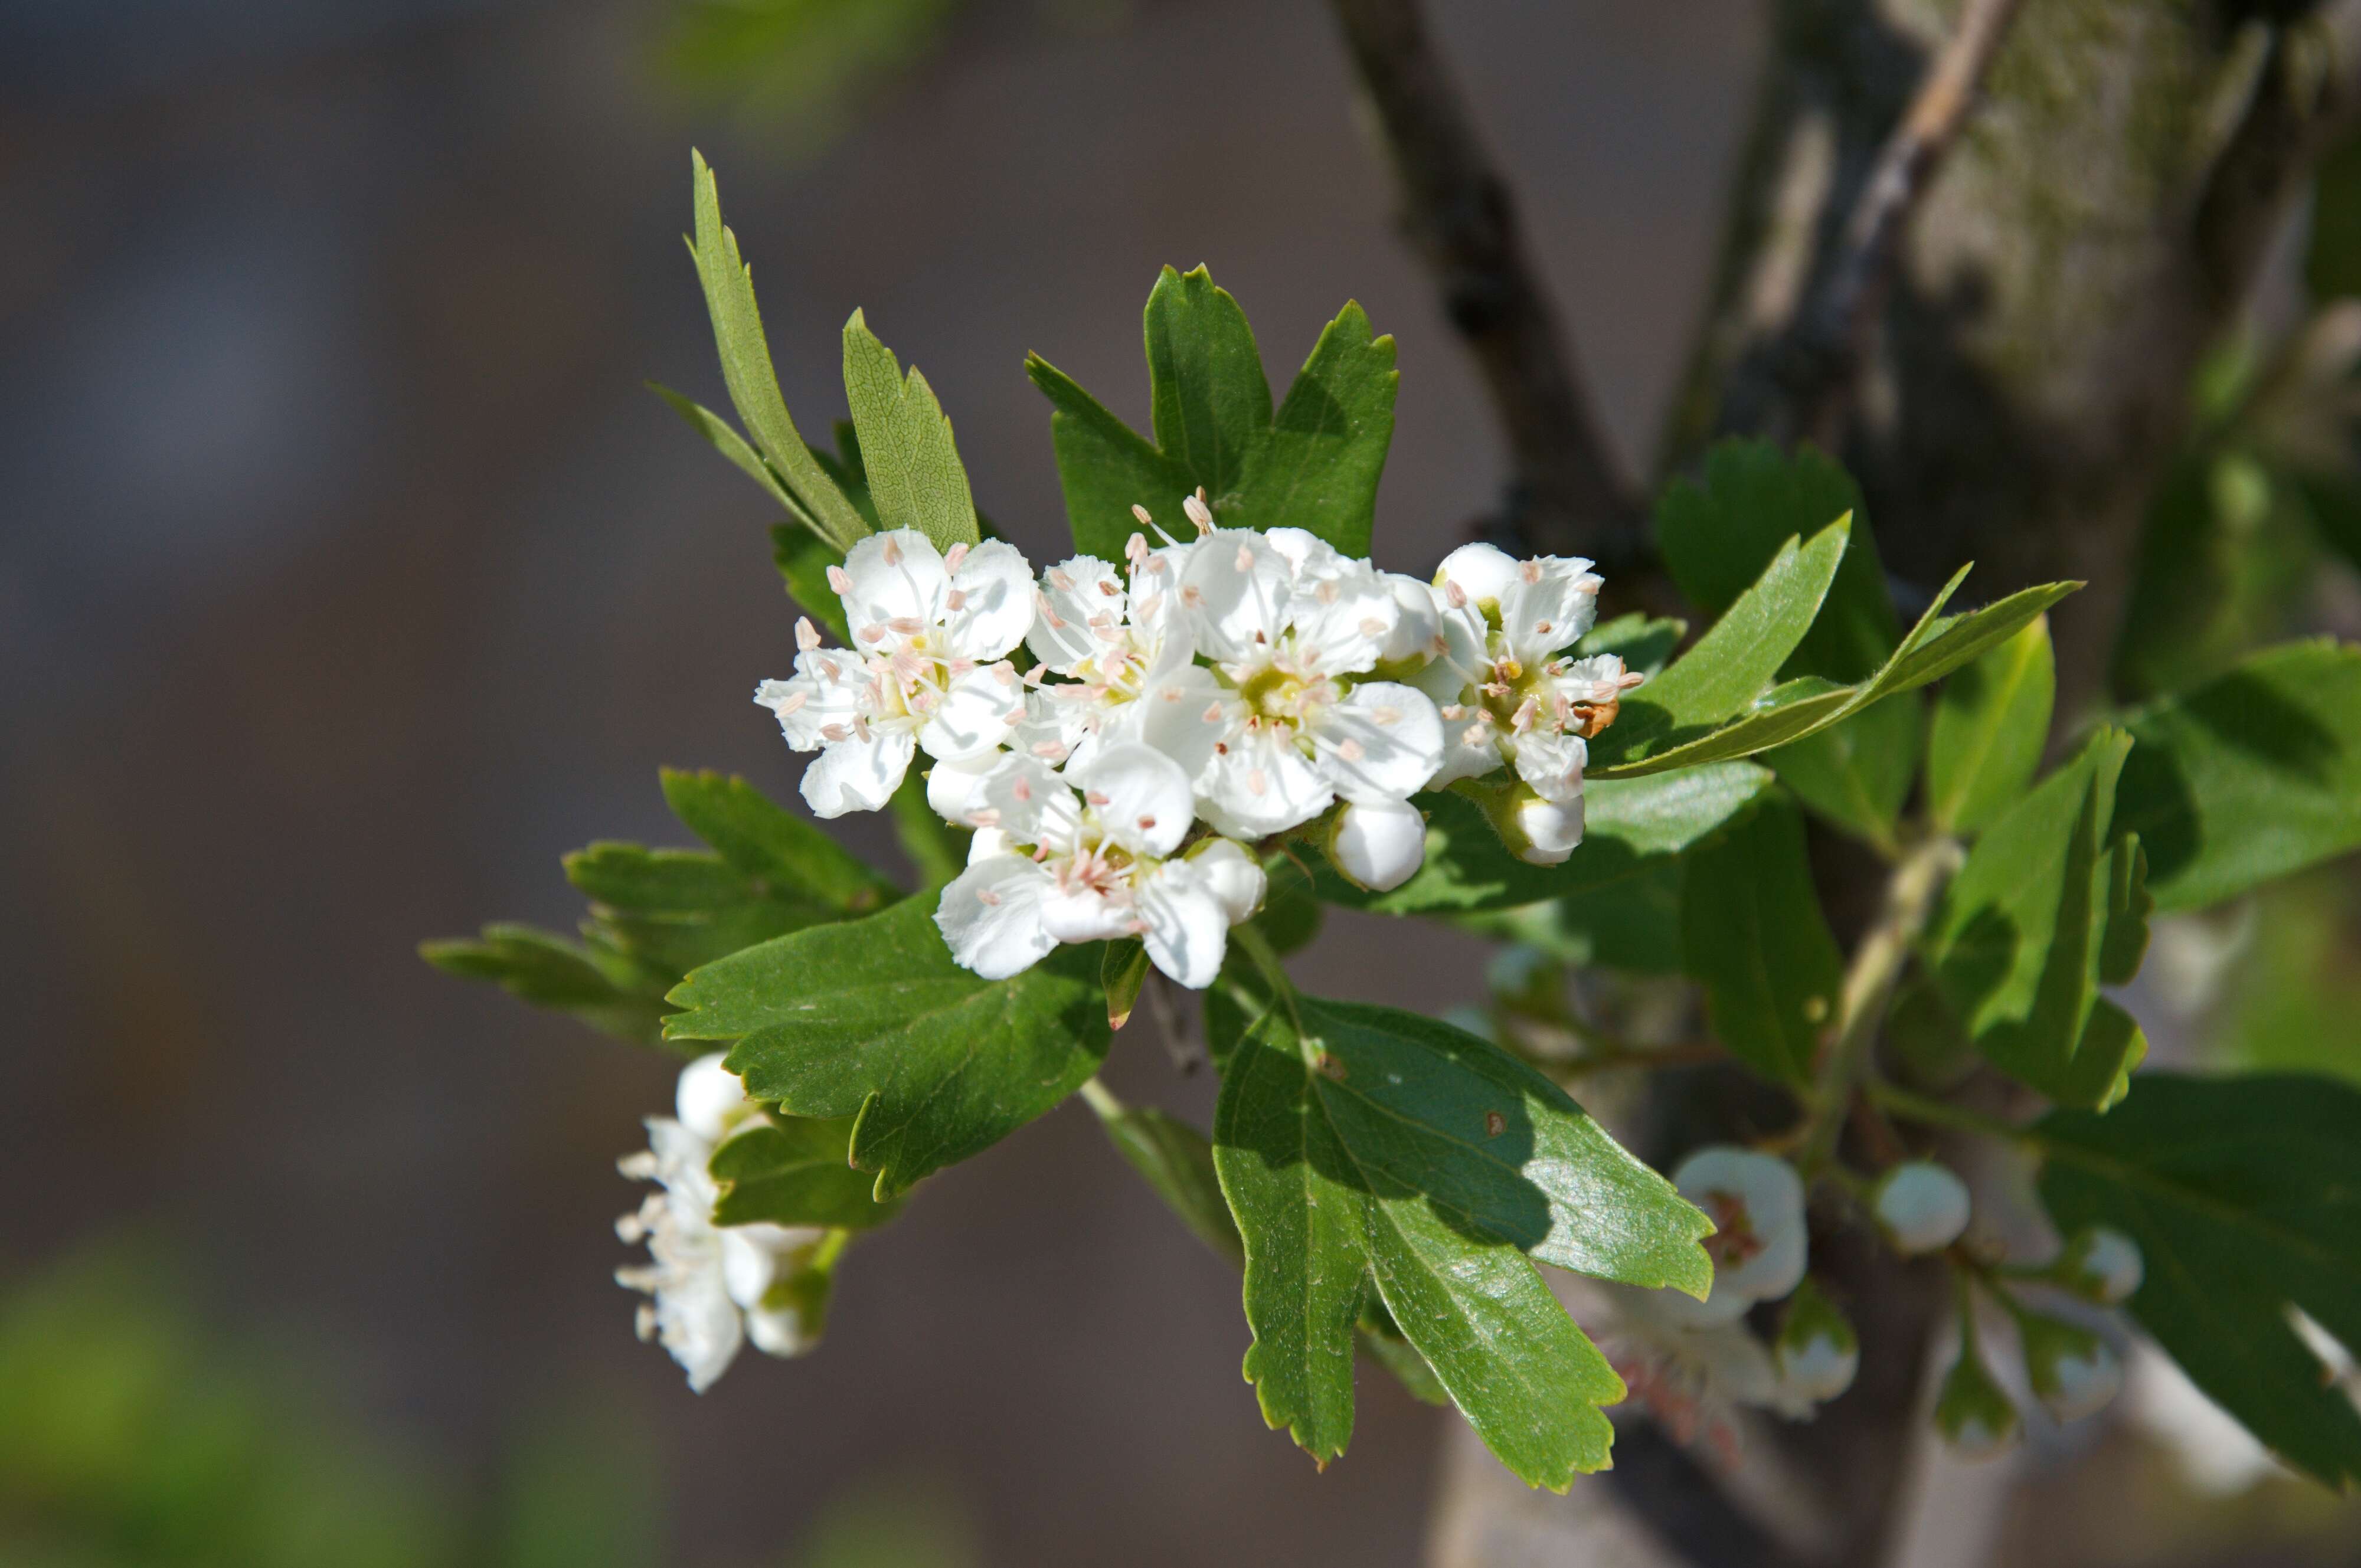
[2208,867,2361,1083]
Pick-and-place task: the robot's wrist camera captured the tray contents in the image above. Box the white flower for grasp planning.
[1598,1284,1795,1456]
[1508,788,1586,866]
[1872,1161,1971,1255]
[755,529,1034,817]
[1142,526,1444,840]
[1657,1145,1809,1327]
[1415,542,1639,817]
[616,1054,828,1391]
[1327,797,1427,892]
[933,743,1262,988]
[1779,1331,1859,1405]
[2058,1226,2143,1304]
[1013,533,1203,776]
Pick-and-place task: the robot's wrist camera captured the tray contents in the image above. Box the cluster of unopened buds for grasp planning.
[1596,1143,2146,1458]
[754,496,1636,989]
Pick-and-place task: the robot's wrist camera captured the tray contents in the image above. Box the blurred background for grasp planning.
[3,2,2359,1564]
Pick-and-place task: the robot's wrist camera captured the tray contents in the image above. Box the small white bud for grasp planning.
[1934,1349,2021,1459]
[1327,798,1427,892]
[2059,1226,2143,1305]
[675,1053,754,1143]
[2021,1315,2124,1423]
[1511,793,1584,865]
[1775,1279,1859,1404]
[1873,1161,1971,1255]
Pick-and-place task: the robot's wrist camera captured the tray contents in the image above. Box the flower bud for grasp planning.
[1434,542,1519,613]
[1186,837,1267,926]
[2055,1226,2143,1305]
[1775,1279,1859,1404]
[676,1053,757,1144]
[1934,1348,2021,1460]
[1513,792,1585,864]
[926,754,998,826]
[2019,1314,2123,1423]
[1873,1161,1971,1255]
[1379,572,1443,667]
[1327,798,1427,891]
[1663,1145,1808,1326]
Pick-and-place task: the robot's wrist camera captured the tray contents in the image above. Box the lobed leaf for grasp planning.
[1214,997,1709,1485]
[420,925,670,1044]
[709,1116,903,1230]
[1679,794,1845,1085]
[1144,265,1271,497]
[1232,301,1397,559]
[2036,1073,2361,1488]
[840,309,980,551]
[2114,640,2361,911]
[664,895,1107,1198]
[1925,613,2056,834]
[659,768,896,913]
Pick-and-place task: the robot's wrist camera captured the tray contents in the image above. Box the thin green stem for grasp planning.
[1077,1076,1124,1119]
[1228,919,1306,1037]
[1865,1079,2040,1150]
[1797,833,1963,1171]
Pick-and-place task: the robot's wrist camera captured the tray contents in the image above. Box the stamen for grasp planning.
[1372,707,1401,724]
[1234,542,1254,572]
[1336,738,1364,762]
[976,887,1001,906]
[886,616,926,636]
[945,588,967,611]
[1444,581,1467,608]
[949,657,975,676]
[1137,815,1156,832]
[796,617,822,652]
[1049,569,1074,592]
[828,565,853,595]
[1317,581,1340,604]
[773,689,808,715]
[1359,617,1385,639]
[859,625,886,644]
[1185,492,1215,535]
[970,808,1002,827]
[944,542,970,572]
[1440,704,1466,721]
[820,724,851,742]
[882,537,902,566]
[1032,741,1069,760]
[1085,790,1110,807]
[1519,559,1542,584]
[1012,777,1032,801]
[1461,724,1489,749]
[1180,585,1204,608]
[1248,770,1268,796]
[1202,702,1224,723]
[1097,580,1119,596]
[992,663,1018,686]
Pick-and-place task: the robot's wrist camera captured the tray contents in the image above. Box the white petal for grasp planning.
[1026,554,1126,670]
[1038,886,1136,945]
[1316,682,1444,804]
[1012,686,1092,770]
[1178,528,1292,663]
[967,824,1012,864]
[917,664,1023,761]
[1329,797,1427,892]
[655,1268,743,1393]
[926,752,1002,826]
[839,529,948,636]
[1498,555,1601,659]
[1676,1146,1808,1308]
[976,753,1072,844]
[718,1223,820,1312]
[934,857,1057,978]
[1380,573,1443,666]
[1201,729,1332,837]
[1433,542,1519,608]
[1138,861,1231,988]
[745,1301,817,1358]
[756,652,865,752]
[1513,791,1584,863]
[1556,653,1634,705]
[1284,559,1396,676]
[800,732,914,818]
[942,539,1036,660]
[1182,839,1261,926]
[675,1054,751,1144]
[1263,526,1347,582]
[1071,742,1193,857]
[1135,664,1231,781]
[1510,727,1588,804]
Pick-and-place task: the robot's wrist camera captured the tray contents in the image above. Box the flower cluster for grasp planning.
[756,505,1639,988]
[616,1055,833,1391]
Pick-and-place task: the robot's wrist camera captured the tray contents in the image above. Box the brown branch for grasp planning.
[1780,0,2026,449]
[1325,0,1644,565]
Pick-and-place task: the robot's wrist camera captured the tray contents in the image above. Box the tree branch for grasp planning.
[1775,0,2026,449]
[1325,0,1644,565]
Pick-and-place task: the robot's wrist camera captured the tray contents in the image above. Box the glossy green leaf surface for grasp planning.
[1926,613,2055,834]
[1577,613,1686,678]
[709,1116,903,1229]
[2114,641,2361,911]
[2037,1073,2361,1487]
[1212,997,1711,1486]
[1679,795,1845,1085]
[687,151,868,552]
[1926,731,2149,1108]
[1029,269,1396,559]
[1313,764,1773,916]
[1767,698,1922,850]
[665,896,1108,1198]
[840,309,980,551]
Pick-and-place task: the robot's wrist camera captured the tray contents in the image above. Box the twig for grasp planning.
[1325,0,1643,564]
[1782,0,2027,447]
[1796,835,1962,1173]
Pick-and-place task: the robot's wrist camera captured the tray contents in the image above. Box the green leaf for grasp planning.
[1926,731,2148,1108]
[1593,573,2076,779]
[1577,613,1686,678]
[1144,265,1271,497]
[1612,521,1850,749]
[651,384,805,521]
[1656,439,1896,680]
[420,925,669,1043]
[890,768,970,887]
[2114,640,2361,911]
[1926,613,2055,834]
[709,1117,903,1229]
[665,896,1108,1198]
[1031,273,1397,559]
[1679,794,1844,1084]
[687,150,868,552]
[659,768,895,913]
[2036,1073,2361,1488]
[1458,857,1688,974]
[839,309,980,551]
[1090,1099,1242,1265]
[1231,301,1397,558]
[1214,998,1709,1485]
[770,524,851,646]
[1314,764,1774,916]
[1026,353,1199,562]
[1766,698,1922,851]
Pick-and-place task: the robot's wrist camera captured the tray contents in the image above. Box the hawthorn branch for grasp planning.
[1777,0,2026,449]
[1325,0,1644,565]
